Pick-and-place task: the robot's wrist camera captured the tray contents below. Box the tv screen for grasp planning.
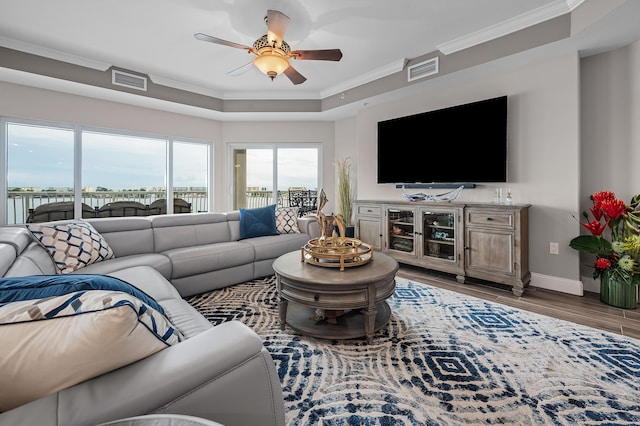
[377,95,507,184]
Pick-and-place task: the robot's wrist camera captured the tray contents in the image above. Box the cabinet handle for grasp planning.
[314,294,320,301]
[486,217,494,221]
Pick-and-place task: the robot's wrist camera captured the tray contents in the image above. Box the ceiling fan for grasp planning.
[194,9,343,85]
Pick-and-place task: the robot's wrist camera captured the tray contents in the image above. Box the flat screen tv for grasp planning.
[377,95,508,185]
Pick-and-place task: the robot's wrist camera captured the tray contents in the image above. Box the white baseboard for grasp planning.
[580,275,600,293]
[529,272,584,296]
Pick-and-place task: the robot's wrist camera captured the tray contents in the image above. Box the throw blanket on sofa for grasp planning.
[0,274,164,314]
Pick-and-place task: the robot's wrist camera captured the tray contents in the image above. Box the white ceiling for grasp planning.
[1,0,640,120]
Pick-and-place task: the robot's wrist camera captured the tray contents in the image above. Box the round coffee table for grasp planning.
[272,250,399,344]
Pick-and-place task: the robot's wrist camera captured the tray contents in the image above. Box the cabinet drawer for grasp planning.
[357,205,381,216]
[280,286,368,308]
[466,210,514,229]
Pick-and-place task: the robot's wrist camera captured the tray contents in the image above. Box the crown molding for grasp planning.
[0,36,111,71]
[320,58,407,98]
[437,0,585,55]
[148,74,224,98]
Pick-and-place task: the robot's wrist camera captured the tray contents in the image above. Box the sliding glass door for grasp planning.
[231,144,320,212]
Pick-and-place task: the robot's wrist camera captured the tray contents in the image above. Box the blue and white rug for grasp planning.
[186,276,640,425]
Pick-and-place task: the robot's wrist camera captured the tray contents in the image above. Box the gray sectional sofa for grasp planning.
[0,209,320,426]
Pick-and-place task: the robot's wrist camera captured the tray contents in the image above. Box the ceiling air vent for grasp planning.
[112,69,147,91]
[407,57,439,82]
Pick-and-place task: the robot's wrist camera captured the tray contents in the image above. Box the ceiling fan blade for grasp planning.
[194,33,254,52]
[290,49,343,61]
[228,61,255,76]
[266,9,290,48]
[283,65,307,85]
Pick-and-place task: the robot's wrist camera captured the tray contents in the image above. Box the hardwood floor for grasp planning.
[396,263,640,341]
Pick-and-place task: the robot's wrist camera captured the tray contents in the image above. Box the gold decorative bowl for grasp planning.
[301,237,373,271]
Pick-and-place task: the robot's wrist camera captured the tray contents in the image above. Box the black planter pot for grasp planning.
[334,225,355,238]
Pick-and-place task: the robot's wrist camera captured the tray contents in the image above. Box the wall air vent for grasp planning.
[407,57,439,82]
[112,69,147,91]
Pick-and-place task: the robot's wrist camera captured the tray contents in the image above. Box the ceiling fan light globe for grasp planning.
[254,48,290,79]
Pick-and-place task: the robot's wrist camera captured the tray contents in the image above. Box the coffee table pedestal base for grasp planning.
[283,301,391,344]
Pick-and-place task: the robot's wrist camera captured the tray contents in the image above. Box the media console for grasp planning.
[354,200,530,296]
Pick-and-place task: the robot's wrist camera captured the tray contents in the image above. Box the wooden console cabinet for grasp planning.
[354,200,531,296]
[354,203,383,251]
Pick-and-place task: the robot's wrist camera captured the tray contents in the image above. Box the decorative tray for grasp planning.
[301,237,373,271]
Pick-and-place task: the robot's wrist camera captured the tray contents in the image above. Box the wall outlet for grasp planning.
[549,242,559,255]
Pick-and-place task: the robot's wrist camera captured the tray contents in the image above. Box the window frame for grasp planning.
[227,142,322,210]
[1,116,213,225]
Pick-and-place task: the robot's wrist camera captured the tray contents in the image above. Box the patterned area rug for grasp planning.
[185,276,640,425]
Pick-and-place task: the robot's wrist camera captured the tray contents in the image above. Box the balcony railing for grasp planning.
[6,189,318,224]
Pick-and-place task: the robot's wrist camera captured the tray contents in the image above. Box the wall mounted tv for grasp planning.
[377,95,507,186]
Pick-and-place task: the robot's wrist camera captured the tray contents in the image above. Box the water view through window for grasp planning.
[3,119,211,224]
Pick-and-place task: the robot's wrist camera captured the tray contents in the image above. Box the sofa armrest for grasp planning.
[0,321,285,426]
[297,216,320,238]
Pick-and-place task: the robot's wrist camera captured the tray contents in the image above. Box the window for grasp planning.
[2,117,212,224]
[82,131,167,217]
[231,144,320,215]
[5,122,75,224]
[174,141,209,213]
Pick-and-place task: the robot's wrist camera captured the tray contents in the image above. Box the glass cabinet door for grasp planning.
[387,208,415,255]
[422,210,456,261]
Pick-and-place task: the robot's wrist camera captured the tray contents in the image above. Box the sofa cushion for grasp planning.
[73,253,172,280]
[276,207,300,234]
[0,289,182,412]
[239,205,278,239]
[247,233,311,262]
[85,217,155,257]
[25,220,114,274]
[106,266,214,338]
[151,213,231,252]
[163,241,255,279]
[0,243,16,277]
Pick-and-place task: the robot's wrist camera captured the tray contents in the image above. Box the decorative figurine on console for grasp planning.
[400,185,464,202]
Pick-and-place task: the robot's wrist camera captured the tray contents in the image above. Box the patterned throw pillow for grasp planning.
[26,220,115,274]
[0,289,182,412]
[276,207,300,234]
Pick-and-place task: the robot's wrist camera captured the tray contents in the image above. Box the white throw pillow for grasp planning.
[0,289,182,412]
[276,207,300,234]
[26,220,114,273]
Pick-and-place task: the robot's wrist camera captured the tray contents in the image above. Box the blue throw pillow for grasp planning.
[0,274,164,314]
[239,204,279,239]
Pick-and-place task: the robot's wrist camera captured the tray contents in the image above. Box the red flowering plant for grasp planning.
[570,191,640,285]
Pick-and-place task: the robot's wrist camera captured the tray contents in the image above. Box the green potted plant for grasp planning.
[334,157,354,237]
[569,190,640,309]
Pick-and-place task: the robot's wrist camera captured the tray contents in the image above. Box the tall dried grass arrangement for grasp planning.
[334,157,353,227]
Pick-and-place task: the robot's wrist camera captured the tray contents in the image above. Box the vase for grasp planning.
[334,225,355,238]
[600,272,638,309]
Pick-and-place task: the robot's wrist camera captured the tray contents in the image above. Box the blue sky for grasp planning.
[7,123,317,191]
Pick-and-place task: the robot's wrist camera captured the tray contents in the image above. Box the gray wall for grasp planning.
[349,53,583,294]
[580,39,640,291]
